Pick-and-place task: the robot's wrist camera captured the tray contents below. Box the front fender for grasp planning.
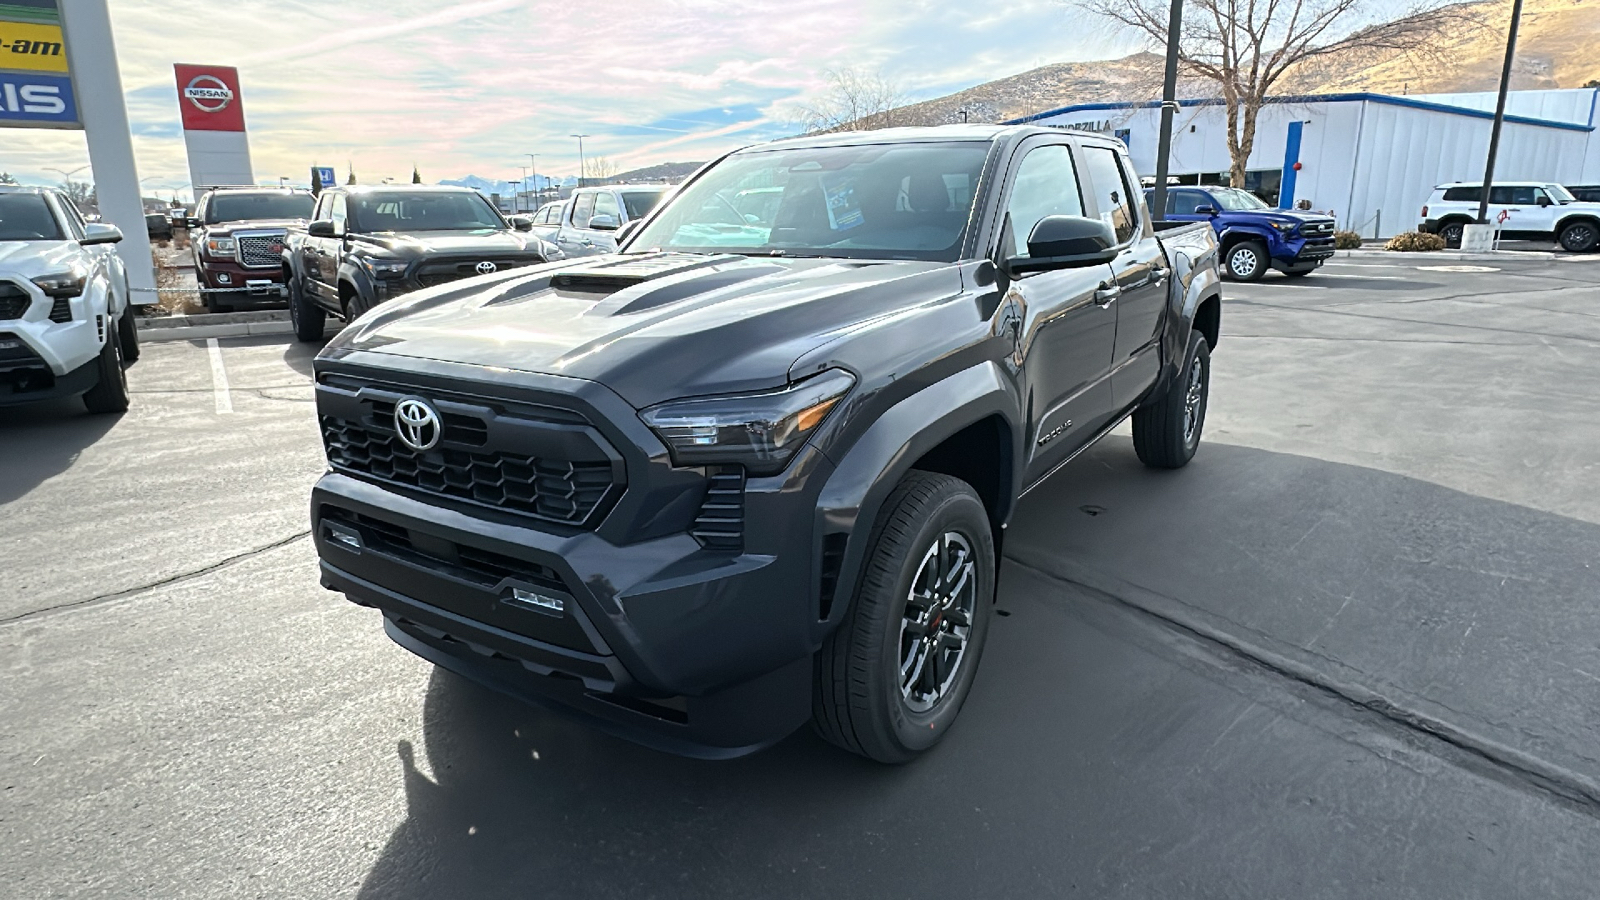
[810,361,1020,641]
[335,260,381,307]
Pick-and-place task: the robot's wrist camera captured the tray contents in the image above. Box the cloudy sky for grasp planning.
[4,0,1139,196]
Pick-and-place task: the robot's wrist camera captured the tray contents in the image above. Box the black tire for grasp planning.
[1438,220,1466,249]
[81,324,129,414]
[116,307,141,362]
[1224,241,1267,281]
[344,284,376,321]
[813,471,995,763]
[203,291,232,313]
[1557,220,1600,253]
[1132,329,1210,469]
[288,274,326,343]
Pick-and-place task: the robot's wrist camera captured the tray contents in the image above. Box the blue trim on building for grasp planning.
[1005,91,1596,133]
[1279,121,1303,209]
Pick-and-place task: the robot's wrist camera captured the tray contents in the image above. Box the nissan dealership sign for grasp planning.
[174,63,253,197]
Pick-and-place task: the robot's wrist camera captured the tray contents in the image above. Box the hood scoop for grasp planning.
[550,253,741,290]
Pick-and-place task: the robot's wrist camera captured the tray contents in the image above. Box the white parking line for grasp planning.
[1311,272,1411,280]
[206,338,233,414]
[1324,262,1404,268]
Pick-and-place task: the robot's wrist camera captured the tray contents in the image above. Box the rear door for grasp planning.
[999,138,1119,486]
[1080,144,1168,411]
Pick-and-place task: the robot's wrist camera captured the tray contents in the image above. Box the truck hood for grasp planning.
[349,229,543,259]
[0,240,86,278]
[206,218,305,235]
[329,252,962,407]
[1223,209,1335,227]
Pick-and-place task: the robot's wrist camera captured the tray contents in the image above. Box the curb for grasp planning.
[135,310,294,344]
[1338,248,1560,261]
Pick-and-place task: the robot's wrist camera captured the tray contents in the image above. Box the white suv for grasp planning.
[0,186,138,414]
[1419,181,1600,252]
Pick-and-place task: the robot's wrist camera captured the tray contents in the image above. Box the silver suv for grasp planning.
[552,185,669,257]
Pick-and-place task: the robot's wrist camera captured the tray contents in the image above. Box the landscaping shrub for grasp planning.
[1384,231,1447,252]
[1333,230,1362,249]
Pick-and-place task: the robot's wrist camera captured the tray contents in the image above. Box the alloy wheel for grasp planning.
[1183,353,1205,444]
[1229,247,1258,278]
[899,530,978,713]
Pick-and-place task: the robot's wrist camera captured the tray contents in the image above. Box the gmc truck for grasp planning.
[188,187,315,311]
[280,185,562,342]
[1147,185,1336,280]
[309,125,1223,762]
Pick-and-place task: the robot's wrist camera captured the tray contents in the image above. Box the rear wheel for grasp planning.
[81,325,129,414]
[1132,329,1210,469]
[288,274,326,342]
[1438,220,1466,249]
[1224,241,1267,281]
[1557,220,1599,253]
[813,471,995,763]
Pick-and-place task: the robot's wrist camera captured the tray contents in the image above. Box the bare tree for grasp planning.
[0,172,17,185]
[584,156,618,183]
[61,179,96,212]
[1080,0,1478,186]
[798,67,907,134]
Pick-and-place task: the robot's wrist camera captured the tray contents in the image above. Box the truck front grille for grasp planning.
[321,417,615,524]
[1300,222,1335,237]
[236,233,284,269]
[415,258,537,288]
[0,282,30,319]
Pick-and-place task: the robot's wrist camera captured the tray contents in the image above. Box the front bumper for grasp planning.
[196,257,287,298]
[309,353,838,756]
[0,332,100,405]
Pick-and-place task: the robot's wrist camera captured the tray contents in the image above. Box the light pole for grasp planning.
[45,164,91,183]
[571,134,590,188]
[1476,0,1525,228]
[1150,0,1184,222]
[527,153,539,208]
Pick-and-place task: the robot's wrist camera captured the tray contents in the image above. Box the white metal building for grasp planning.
[1008,88,1600,237]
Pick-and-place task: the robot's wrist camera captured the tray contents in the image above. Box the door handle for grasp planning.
[1094,283,1121,306]
[1150,267,1169,285]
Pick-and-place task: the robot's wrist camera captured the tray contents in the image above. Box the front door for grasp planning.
[1080,146,1169,411]
[999,140,1119,486]
[557,191,599,257]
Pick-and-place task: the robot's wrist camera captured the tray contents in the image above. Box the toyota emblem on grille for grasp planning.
[475,260,498,275]
[394,397,442,451]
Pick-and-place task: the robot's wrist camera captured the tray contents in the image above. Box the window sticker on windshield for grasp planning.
[821,173,864,231]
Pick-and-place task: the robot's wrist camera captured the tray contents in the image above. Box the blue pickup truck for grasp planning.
[1145,186,1337,281]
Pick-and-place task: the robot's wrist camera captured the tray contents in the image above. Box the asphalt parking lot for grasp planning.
[3,255,1599,898]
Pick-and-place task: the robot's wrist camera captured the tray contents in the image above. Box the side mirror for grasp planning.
[1537,196,1553,207]
[1006,215,1118,274]
[307,219,338,238]
[81,223,124,246]
[587,213,619,231]
[1195,206,1219,216]
[508,214,534,232]
[615,220,641,245]
[185,217,201,229]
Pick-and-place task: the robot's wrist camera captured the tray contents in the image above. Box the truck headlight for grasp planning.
[358,257,408,278]
[640,369,855,475]
[205,236,236,255]
[32,269,86,298]
[1270,221,1297,233]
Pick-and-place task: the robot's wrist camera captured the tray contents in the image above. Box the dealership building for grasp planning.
[1008,88,1600,237]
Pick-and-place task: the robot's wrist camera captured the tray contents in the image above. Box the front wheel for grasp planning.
[1224,241,1267,281]
[288,274,326,343]
[1132,329,1210,469]
[813,471,995,763]
[81,325,129,414]
[1439,220,1466,249]
[1557,221,1599,253]
[116,306,141,362]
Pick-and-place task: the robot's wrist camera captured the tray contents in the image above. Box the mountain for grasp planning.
[611,161,704,183]
[882,0,1599,126]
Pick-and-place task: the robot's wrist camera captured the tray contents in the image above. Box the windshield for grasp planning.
[0,193,64,241]
[1210,188,1269,211]
[207,192,314,223]
[621,190,667,220]
[627,141,990,261]
[1548,184,1577,204]
[350,191,504,232]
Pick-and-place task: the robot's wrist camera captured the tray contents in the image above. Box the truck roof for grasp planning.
[753,123,1095,153]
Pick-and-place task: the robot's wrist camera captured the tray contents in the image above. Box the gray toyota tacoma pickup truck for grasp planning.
[309,125,1222,762]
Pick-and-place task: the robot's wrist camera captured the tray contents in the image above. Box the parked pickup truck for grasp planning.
[309,125,1223,761]
[1147,185,1335,280]
[189,187,315,311]
[280,185,562,342]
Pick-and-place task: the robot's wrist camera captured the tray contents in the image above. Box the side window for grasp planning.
[1443,186,1481,203]
[1531,188,1550,205]
[1508,186,1536,205]
[1081,146,1137,243]
[593,191,620,223]
[1002,144,1084,257]
[1171,190,1210,215]
[330,195,348,233]
[313,194,331,221]
[1487,186,1519,204]
[54,194,86,239]
[570,192,597,228]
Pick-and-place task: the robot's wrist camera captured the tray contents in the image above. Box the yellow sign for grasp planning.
[0,21,68,73]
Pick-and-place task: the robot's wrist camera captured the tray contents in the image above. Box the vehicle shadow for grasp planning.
[351,440,1600,898]
[0,399,119,505]
[280,333,327,380]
